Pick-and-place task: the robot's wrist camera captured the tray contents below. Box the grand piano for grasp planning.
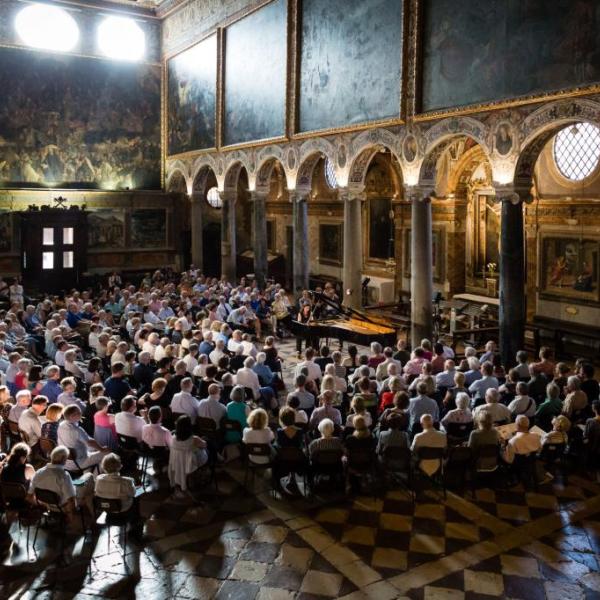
[290,291,397,348]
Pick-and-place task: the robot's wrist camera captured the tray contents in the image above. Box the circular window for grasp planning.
[325,158,338,189]
[97,16,145,61]
[15,4,80,52]
[206,187,222,208]
[553,122,600,181]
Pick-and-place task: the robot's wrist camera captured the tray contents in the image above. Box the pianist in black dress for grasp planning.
[296,304,313,354]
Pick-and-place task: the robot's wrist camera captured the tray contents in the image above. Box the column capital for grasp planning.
[492,184,532,205]
[218,189,237,204]
[338,187,366,202]
[248,189,268,201]
[288,189,311,203]
[403,184,435,203]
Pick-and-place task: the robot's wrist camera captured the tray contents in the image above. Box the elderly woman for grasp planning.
[562,376,588,419]
[95,452,136,514]
[468,410,500,471]
[308,418,344,459]
[379,376,405,413]
[442,392,473,427]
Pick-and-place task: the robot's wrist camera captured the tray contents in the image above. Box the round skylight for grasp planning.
[97,16,146,61]
[15,4,80,52]
[553,122,600,181]
[325,158,338,189]
[206,187,222,208]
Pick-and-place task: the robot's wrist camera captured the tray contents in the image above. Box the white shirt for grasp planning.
[183,354,198,374]
[115,411,145,442]
[295,360,322,383]
[473,402,511,424]
[31,463,75,506]
[95,473,136,512]
[209,348,225,366]
[228,339,243,354]
[235,367,261,399]
[142,423,172,448]
[216,303,232,322]
[18,408,43,446]
[142,341,157,359]
[57,421,91,463]
[197,396,227,426]
[171,391,200,424]
[242,428,274,463]
[504,431,541,463]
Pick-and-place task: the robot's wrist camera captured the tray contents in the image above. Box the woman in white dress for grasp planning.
[168,415,208,492]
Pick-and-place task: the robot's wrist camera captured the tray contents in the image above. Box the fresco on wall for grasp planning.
[223,0,286,146]
[422,0,600,112]
[541,237,599,304]
[0,47,161,190]
[167,34,217,155]
[88,210,125,249]
[298,0,403,133]
[319,223,343,265]
[130,209,167,248]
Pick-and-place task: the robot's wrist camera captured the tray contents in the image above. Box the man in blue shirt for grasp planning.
[66,303,86,329]
[408,381,440,428]
[40,366,62,403]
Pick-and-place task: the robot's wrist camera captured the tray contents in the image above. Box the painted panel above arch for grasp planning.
[297,0,403,134]
[421,0,600,115]
[167,34,218,156]
[223,0,287,147]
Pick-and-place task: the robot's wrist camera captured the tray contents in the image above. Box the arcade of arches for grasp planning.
[169,122,600,366]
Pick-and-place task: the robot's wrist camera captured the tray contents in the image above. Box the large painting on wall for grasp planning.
[422,0,600,113]
[223,0,287,146]
[368,198,394,260]
[298,0,403,134]
[319,223,343,266]
[88,210,125,249]
[167,34,217,155]
[130,209,167,248]
[0,47,161,190]
[540,236,600,304]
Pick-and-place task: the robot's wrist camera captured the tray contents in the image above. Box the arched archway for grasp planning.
[190,165,221,277]
[166,169,191,269]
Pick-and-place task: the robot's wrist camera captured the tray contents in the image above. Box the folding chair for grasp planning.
[380,446,413,500]
[445,422,474,445]
[308,449,345,496]
[413,446,446,499]
[273,446,308,494]
[0,481,40,553]
[243,443,274,489]
[94,497,131,566]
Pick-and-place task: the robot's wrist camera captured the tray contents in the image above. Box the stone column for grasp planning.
[340,188,365,311]
[291,190,309,293]
[496,185,526,368]
[219,190,237,282]
[406,186,434,347]
[251,190,268,288]
[190,195,203,271]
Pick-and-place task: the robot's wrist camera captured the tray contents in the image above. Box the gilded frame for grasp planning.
[219,0,290,152]
[538,233,600,306]
[163,31,220,161]
[412,0,600,122]
[318,222,343,266]
[291,0,408,140]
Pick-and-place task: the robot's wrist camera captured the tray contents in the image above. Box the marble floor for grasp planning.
[2,339,600,599]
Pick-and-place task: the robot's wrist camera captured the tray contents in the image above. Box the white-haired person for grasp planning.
[308,418,344,460]
[8,389,31,423]
[95,453,137,515]
[411,414,447,476]
[30,445,95,524]
[441,392,473,427]
[473,388,511,425]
